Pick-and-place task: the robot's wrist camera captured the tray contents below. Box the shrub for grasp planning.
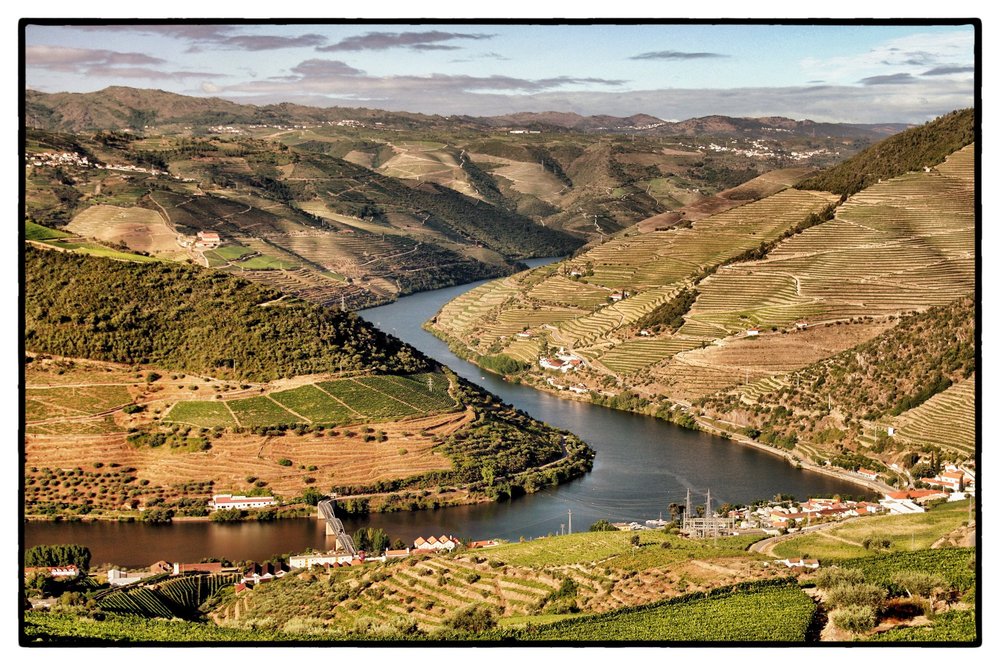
[277,458,293,467]
[444,605,497,634]
[891,571,946,598]
[829,605,877,634]
[814,567,865,590]
[826,584,887,612]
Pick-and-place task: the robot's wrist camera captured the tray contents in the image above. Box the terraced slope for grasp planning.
[888,373,976,459]
[430,187,839,373]
[683,144,974,335]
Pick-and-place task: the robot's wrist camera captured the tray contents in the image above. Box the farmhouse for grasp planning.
[414,535,461,552]
[24,564,80,579]
[516,330,535,339]
[107,568,147,586]
[856,468,879,481]
[795,320,809,330]
[745,327,761,337]
[466,540,500,549]
[241,562,288,586]
[209,494,277,510]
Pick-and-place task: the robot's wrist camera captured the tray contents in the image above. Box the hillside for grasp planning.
[23,246,594,519]
[24,126,580,309]
[426,112,976,478]
[697,297,975,470]
[797,108,974,196]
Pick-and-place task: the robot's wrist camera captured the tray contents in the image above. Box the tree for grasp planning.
[300,487,325,506]
[589,520,615,532]
[353,527,390,555]
[629,534,641,547]
[24,544,91,572]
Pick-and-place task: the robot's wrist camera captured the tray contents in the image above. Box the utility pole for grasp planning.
[706,488,713,538]
[568,509,572,535]
[560,523,565,536]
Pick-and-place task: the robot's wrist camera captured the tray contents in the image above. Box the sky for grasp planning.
[23,22,976,124]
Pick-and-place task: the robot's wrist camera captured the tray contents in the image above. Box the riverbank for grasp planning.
[421,322,887,499]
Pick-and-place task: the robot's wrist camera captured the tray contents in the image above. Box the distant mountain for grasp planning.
[25,87,908,140]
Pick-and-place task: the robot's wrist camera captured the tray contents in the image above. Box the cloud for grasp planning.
[858,73,918,86]
[289,59,365,77]
[220,58,623,99]
[201,81,221,94]
[27,45,165,72]
[194,33,327,52]
[318,30,494,52]
[801,29,973,85]
[75,25,326,51]
[922,65,975,76]
[81,66,225,80]
[27,45,224,80]
[629,50,728,60]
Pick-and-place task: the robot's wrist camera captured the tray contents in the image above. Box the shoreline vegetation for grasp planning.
[422,324,891,497]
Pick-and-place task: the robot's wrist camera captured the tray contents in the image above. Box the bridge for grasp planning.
[316,498,358,558]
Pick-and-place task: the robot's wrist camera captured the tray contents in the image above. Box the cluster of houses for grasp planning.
[24,564,80,579]
[702,139,836,162]
[758,498,886,529]
[25,151,167,176]
[921,465,975,494]
[539,348,586,373]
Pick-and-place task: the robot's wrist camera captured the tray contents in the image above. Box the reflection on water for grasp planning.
[25,259,871,566]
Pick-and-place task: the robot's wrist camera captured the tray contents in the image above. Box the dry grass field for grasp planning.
[66,204,187,260]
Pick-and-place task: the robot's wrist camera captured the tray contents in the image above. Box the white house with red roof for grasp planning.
[745,326,761,337]
[856,468,879,481]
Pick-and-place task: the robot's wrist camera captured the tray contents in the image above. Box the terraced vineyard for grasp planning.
[97,573,240,618]
[683,145,974,335]
[165,373,457,428]
[431,187,839,374]
[888,374,976,458]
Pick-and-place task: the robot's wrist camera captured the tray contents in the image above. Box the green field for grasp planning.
[25,220,71,241]
[162,373,455,428]
[771,500,971,561]
[23,611,317,644]
[227,395,300,427]
[488,530,763,569]
[837,548,976,593]
[236,254,300,270]
[25,385,133,421]
[269,384,356,423]
[38,239,160,263]
[523,581,814,642]
[316,379,421,420]
[163,401,237,428]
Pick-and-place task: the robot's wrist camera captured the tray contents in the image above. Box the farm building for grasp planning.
[240,562,288,586]
[107,568,147,586]
[209,494,277,510]
[745,327,761,337]
[795,320,809,330]
[413,535,461,552]
[289,551,359,569]
[856,468,879,481]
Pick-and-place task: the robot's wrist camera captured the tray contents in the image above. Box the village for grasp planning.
[26,463,975,607]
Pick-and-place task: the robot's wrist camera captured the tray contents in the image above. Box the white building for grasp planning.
[209,494,277,510]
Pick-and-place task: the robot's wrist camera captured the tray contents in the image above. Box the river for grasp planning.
[25,259,871,566]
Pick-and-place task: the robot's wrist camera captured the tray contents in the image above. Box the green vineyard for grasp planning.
[164,372,457,428]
